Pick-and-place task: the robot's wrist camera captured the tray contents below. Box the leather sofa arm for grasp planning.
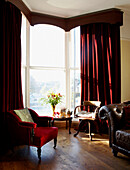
[99,104,124,147]
[98,105,110,120]
[99,105,123,128]
[107,110,121,146]
[98,102,130,152]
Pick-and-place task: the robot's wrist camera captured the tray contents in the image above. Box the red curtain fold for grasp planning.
[80,23,121,106]
[0,1,23,126]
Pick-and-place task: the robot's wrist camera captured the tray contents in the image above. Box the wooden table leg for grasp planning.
[51,120,54,127]
[66,120,68,129]
[37,147,41,160]
[69,119,72,134]
[52,118,72,134]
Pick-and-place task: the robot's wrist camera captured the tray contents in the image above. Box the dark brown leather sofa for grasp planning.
[98,101,130,157]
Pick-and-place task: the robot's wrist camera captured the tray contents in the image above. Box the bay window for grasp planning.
[21,14,80,116]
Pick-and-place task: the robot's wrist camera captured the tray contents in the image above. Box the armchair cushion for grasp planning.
[33,127,58,147]
[76,111,95,119]
[14,108,34,123]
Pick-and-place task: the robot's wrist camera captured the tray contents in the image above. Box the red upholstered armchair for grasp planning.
[6,108,58,160]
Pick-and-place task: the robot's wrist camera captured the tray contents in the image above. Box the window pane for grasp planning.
[70,70,81,111]
[21,14,26,107]
[30,25,65,67]
[70,27,80,68]
[21,14,26,66]
[22,67,25,107]
[30,69,66,116]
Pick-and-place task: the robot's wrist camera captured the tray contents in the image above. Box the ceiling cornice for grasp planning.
[6,0,31,21]
[6,0,123,31]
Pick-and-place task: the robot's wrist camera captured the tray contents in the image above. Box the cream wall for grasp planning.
[121,40,130,102]
[120,9,130,102]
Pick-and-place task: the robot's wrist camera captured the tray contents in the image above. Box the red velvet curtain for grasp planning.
[0,0,23,140]
[80,23,121,106]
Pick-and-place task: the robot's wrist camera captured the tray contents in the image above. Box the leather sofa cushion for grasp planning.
[116,130,130,150]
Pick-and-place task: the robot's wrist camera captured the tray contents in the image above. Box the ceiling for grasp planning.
[22,0,130,18]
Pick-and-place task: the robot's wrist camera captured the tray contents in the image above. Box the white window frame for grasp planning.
[22,17,80,113]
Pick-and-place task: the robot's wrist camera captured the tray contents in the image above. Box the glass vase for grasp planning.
[52,105,56,117]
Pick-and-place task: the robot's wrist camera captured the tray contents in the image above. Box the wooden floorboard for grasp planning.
[0,128,130,170]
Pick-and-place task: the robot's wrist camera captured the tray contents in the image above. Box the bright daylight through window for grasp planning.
[21,14,80,116]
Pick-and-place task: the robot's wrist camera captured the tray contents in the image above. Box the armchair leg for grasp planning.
[74,119,85,137]
[37,147,41,160]
[74,130,79,137]
[112,149,118,157]
[54,138,57,149]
